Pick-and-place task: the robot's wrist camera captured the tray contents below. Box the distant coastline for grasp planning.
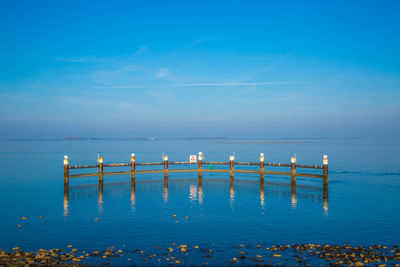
[216,141,307,143]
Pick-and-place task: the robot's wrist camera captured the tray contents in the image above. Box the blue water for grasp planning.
[0,138,399,264]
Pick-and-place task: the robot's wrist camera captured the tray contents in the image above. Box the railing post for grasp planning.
[260,153,264,180]
[290,156,296,183]
[130,153,136,189]
[323,155,328,175]
[64,155,69,176]
[63,155,69,185]
[98,156,103,174]
[323,154,328,188]
[131,153,136,172]
[198,152,203,180]
[163,155,168,187]
[229,155,235,179]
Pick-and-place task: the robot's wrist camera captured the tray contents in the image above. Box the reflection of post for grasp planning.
[198,173,203,188]
[291,180,297,208]
[230,176,235,201]
[63,178,69,216]
[198,152,203,179]
[229,155,235,180]
[98,174,104,212]
[198,182,204,204]
[260,176,265,207]
[163,186,168,203]
[323,175,329,213]
[131,173,135,207]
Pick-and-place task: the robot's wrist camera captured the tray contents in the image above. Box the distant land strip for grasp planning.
[216,141,307,143]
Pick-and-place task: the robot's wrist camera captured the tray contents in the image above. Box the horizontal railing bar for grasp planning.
[235,162,260,165]
[168,169,198,173]
[202,169,230,172]
[296,164,323,169]
[135,162,163,166]
[295,173,324,178]
[235,169,259,173]
[263,171,292,175]
[69,164,99,169]
[69,162,323,170]
[68,169,325,178]
[69,173,99,178]
[264,163,291,167]
[103,163,130,167]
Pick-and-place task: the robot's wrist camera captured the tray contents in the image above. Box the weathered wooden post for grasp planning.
[64,155,69,176]
[63,155,69,185]
[323,155,329,211]
[260,180,265,207]
[130,153,136,188]
[323,154,328,175]
[290,156,296,183]
[198,152,203,183]
[98,156,104,174]
[163,155,168,187]
[260,153,265,180]
[323,155,328,188]
[229,154,235,179]
[131,153,136,172]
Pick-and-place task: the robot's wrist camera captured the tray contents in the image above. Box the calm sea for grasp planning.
[0,138,399,265]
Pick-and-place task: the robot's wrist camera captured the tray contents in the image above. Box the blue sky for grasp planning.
[1,0,399,138]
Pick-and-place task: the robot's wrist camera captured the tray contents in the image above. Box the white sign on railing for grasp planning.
[190,155,197,163]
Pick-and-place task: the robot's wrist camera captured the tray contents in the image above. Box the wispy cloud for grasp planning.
[55,44,150,63]
[95,80,313,89]
[155,67,170,78]
[55,56,101,63]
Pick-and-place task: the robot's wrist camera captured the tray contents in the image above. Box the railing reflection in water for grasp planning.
[64,173,328,215]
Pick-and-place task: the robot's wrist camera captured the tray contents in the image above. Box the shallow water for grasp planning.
[0,138,399,264]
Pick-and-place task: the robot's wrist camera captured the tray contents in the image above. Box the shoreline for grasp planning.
[2,244,400,266]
